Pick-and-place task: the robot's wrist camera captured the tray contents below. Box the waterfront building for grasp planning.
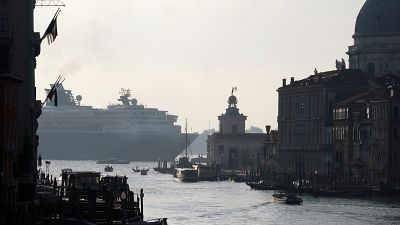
[277,0,400,187]
[277,69,370,182]
[0,1,41,224]
[348,0,400,77]
[260,126,278,180]
[207,91,268,171]
[333,75,400,189]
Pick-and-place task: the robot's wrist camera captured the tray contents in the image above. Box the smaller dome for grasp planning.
[228,95,237,106]
[228,95,237,104]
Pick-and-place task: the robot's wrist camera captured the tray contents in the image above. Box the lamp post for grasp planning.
[140,189,144,221]
[314,170,318,190]
[38,154,43,183]
[45,160,51,184]
[232,152,236,170]
[121,191,127,225]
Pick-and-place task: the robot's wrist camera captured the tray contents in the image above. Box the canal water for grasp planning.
[45,160,400,225]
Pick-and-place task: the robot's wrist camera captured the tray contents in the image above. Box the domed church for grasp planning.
[276,0,400,189]
[348,0,400,77]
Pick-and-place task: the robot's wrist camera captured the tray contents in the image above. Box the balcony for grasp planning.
[348,43,400,53]
[0,36,11,74]
[0,33,11,47]
[32,32,41,56]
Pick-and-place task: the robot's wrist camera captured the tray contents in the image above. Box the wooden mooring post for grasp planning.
[140,189,144,221]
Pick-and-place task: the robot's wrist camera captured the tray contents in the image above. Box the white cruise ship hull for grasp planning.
[37,131,197,161]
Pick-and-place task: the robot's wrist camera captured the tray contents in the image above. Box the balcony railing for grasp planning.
[349,43,400,52]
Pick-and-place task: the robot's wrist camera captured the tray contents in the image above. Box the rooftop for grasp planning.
[279,69,370,90]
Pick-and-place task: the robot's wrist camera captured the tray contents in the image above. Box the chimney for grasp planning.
[282,78,286,87]
[265,125,271,134]
[290,77,295,84]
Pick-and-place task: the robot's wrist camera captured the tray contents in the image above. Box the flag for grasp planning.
[46,19,57,44]
[46,85,58,106]
[46,85,57,102]
[41,9,60,45]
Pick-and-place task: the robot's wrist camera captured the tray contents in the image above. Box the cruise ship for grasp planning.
[37,85,198,161]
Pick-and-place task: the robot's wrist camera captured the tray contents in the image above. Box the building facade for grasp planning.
[348,0,400,77]
[333,75,400,189]
[277,69,370,182]
[277,0,400,188]
[207,92,268,172]
[260,126,278,180]
[0,1,41,224]
[0,75,21,217]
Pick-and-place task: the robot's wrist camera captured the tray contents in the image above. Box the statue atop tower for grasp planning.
[228,87,238,108]
[218,87,247,133]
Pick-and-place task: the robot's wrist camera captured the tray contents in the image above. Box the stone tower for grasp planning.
[218,91,247,134]
[347,0,400,77]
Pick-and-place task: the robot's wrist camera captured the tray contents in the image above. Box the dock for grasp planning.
[36,171,167,225]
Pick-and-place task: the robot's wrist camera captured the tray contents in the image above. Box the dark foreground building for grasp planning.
[0,1,41,224]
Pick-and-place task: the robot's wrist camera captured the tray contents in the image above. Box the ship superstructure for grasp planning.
[38,85,197,160]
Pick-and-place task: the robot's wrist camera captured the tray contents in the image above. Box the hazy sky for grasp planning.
[34,0,366,132]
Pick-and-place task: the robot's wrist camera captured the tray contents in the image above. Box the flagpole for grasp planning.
[41,76,60,107]
[41,75,64,107]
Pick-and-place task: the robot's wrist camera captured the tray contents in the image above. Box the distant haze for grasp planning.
[34,0,365,132]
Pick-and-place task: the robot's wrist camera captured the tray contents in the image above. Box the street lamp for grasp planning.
[314,170,318,189]
[121,191,127,225]
[232,152,236,170]
[120,191,126,200]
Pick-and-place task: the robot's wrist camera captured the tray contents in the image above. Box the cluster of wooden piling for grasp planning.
[36,172,166,225]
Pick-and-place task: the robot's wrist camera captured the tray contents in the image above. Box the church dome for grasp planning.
[355,0,400,36]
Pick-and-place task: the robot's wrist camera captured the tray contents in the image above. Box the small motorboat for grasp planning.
[285,194,303,205]
[140,169,148,175]
[175,168,198,182]
[132,166,141,172]
[272,192,286,202]
[104,165,113,172]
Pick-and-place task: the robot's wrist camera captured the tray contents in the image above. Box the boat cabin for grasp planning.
[65,171,101,190]
[176,168,198,182]
[101,175,129,193]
